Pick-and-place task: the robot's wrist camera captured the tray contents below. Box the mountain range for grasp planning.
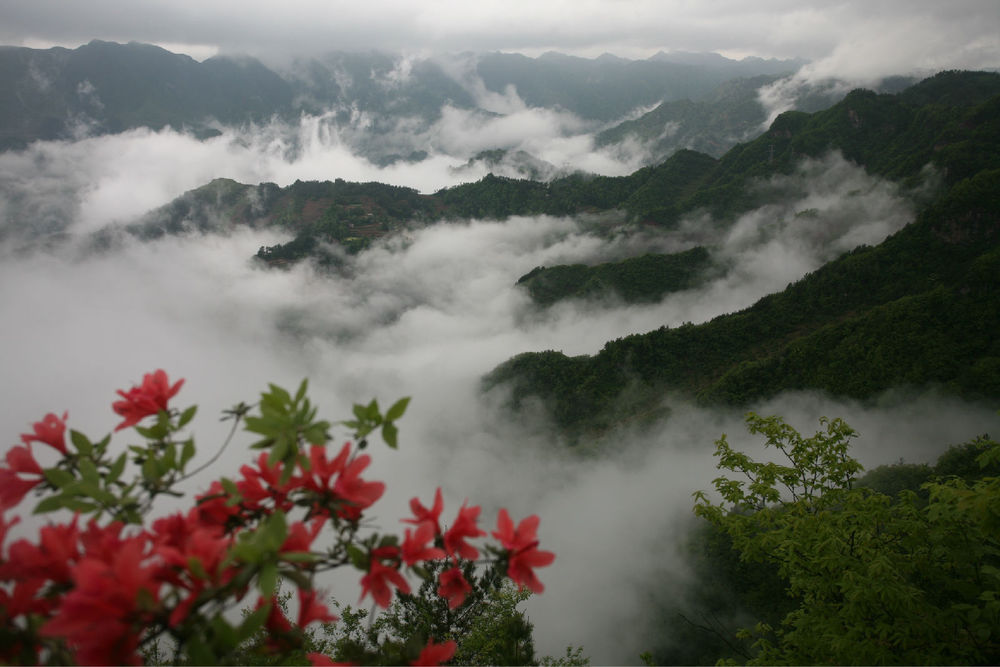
[2,42,998,444]
[85,68,1000,441]
[0,39,810,163]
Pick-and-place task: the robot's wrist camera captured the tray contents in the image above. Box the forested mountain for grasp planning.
[482,70,1000,436]
[0,40,295,149]
[0,40,806,153]
[115,70,1000,443]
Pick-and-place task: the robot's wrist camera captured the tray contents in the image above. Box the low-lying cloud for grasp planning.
[2,134,997,663]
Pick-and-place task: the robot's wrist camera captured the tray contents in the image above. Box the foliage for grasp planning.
[692,413,1000,665]
[516,247,714,307]
[485,159,1000,435]
[0,371,556,665]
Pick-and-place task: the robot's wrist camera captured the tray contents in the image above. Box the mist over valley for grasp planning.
[1,16,1000,663]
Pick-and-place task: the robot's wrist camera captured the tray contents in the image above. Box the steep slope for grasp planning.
[482,72,1000,436]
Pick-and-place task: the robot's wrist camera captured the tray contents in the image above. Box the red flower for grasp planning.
[307,652,355,666]
[0,445,45,511]
[437,567,472,609]
[298,588,338,627]
[401,522,446,566]
[112,369,184,431]
[360,559,410,608]
[403,487,444,535]
[282,517,325,555]
[443,502,485,561]
[41,537,160,666]
[192,481,243,530]
[1,517,81,585]
[300,443,351,494]
[20,411,69,455]
[410,638,456,666]
[332,450,385,521]
[239,452,295,511]
[491,509,555,594]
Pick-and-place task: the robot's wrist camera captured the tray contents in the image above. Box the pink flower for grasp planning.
[401,522,446,566]
[20,411,69,455]
[0,445,44,511]
[410,638,456,666]
[491,509,555,594]
[112,369,184,431]
[360,559,410,608]
[403,487,444,535]
[443,502,485,561]
[437,567,472,609]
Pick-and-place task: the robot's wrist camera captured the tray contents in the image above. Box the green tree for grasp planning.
[693,413,1000,665]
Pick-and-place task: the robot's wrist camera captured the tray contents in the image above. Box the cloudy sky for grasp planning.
[2,0,999,77]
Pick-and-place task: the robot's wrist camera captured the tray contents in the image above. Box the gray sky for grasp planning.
[2,0,999,77]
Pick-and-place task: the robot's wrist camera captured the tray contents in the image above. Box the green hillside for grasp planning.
[516,247,715,306]
[482,72,1000,436]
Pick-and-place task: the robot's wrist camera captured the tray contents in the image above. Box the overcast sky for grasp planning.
[2,0,998,76]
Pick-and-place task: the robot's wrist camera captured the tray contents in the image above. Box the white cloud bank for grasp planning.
[2,130,999,661]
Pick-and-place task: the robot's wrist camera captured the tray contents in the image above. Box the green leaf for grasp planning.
[61,498,97,513]
[43,468,75,489]
[69,430,92,456]
[184,635,216,665]
[381,421,399,449]
[346,543,369,570]
[75,481,116,505]
[220,477,242,505]
[77,457,100,484]
[106,453,127,484]
[142,457,159,482]
[385,397,411,422]
[209,616,238,650]
[260,511,288,552]
[180,439,196,469]
[34,495,67,514]
[294,378,309,403]
[187,556,209,580]
[178,405,198,429]
[238,604,270,642]
[281,551,319,563]
[258,561,279,596]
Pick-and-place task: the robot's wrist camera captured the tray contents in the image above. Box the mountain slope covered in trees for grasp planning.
[99,71,1000,440]
[482,71,1000,435]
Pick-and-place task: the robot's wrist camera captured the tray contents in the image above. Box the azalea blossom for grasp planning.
[0,445,45,511]
[41,537,160,665]
[239,452,295,512]
[332,450,385,521]
[112,369,184,431]
[20,411,69,455]
[401,522,446,566]
[491,509,555,594]
[437,566,472,609]
[443,502,485,561]
[403,487,444,535]
[360,558,410,608]
[298,588,338,627]
[410,638,457,666]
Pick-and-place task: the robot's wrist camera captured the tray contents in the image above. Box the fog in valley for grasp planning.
[3,95,1000,662]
